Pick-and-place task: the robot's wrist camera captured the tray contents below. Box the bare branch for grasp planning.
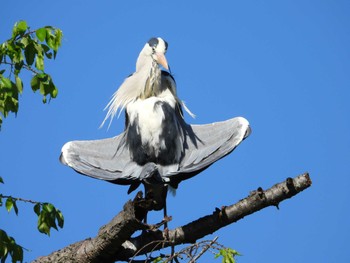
[32,172,312,263]
[188,236,218,263]
[115,172,312,260]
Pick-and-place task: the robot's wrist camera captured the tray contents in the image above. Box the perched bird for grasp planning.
[60,37,251,213]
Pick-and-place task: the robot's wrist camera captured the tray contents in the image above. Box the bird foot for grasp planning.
[163,227,170,241]
[144,215,172,231]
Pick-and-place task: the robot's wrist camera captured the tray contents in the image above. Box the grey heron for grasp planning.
[60,37,251,215]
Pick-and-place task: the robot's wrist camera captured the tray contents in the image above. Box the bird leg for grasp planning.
[162,199,175,263]
[132,190,172,231]
[163,200,172,229]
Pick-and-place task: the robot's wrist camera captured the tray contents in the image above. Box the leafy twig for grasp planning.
[0,194,40,205]
[1,60,39,75]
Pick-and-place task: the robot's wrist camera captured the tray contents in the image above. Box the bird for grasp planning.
[60,37,251,216]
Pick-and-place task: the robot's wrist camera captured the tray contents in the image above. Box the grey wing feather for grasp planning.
[60,133,156,184]
[60,117,251,187]
[164,117,251,185]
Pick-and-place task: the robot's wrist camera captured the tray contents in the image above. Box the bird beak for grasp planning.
[156,53,169,70]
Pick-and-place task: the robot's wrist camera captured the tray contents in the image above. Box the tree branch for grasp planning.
[32,200,144,263]
[0,194,42,205]
[32,172,312,263]
[1,61,39,75]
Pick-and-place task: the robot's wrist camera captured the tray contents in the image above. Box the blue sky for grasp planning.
[1,1,349,262]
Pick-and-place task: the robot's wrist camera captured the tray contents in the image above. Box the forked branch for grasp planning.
[32,173,312,263]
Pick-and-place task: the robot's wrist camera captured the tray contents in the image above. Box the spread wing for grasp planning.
[164,117,251,186]
[60,133,157,185]
[60,117,250,188]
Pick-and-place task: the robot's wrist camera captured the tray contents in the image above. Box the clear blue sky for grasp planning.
[1,1,349,262]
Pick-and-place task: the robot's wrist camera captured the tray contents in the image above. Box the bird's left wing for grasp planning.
[163,117,251,186]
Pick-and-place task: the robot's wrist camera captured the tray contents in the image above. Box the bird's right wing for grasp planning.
[60,133,157,185]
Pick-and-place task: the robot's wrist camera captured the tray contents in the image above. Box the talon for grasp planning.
[163,227,170,240]
[164,215,172,222]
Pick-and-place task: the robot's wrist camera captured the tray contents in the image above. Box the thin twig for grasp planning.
[1,61,39,75]
[0,194,40,205]
[188,237,218,263]
[128,239,167,263]
[13,30,37,42]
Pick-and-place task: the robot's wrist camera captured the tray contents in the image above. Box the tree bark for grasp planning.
[32,200,144,263]
[32,172,312,263]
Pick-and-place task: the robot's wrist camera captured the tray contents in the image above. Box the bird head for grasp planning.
[137,37,169,71]
[101,37,171,128]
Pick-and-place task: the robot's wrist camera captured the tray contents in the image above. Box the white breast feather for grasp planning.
[127,89,176,156]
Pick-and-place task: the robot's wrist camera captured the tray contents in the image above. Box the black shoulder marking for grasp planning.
[162,70,170,76]
[156,102,183,165]
[124,110,129,130]
[164,40,168,50]
[126,115,149,165]
[148,37,159,47]
[161,70,176,83]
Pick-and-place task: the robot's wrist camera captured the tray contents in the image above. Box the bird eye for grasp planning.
[148,38,159,48]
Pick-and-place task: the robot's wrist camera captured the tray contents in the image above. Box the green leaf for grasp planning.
[35,203,64,236]
[45,28,63,53]
[16,21,28,33]
[42,203,54,213]
[41,44,52,59]
[0,176,4,184]
[36,28,47,42]
[39,80,46,96]
[215,248,241,263]
[30,75,40,91]
[12,20,28,37]
[0,76,12,89]
[45,30,55,50]
[35,54,44,71]
[56,210,64,228]
[152,257,163,263]
[11,243,23,262]
[20,36,29,47]
[13,200,19,215]
[33,203,41,216]
[51,86,58,98]
[54,29,63,51]
[5,198,13,213]
[4,95,19,115]
[38,221,50,236]
[15,75,23,94]
[24,42,36,66]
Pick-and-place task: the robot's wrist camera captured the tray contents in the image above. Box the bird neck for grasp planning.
[139,60,162,100]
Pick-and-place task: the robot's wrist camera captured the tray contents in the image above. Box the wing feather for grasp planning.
[60,133,155,184]
[163,117,251,185]
[60,117,251,188]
